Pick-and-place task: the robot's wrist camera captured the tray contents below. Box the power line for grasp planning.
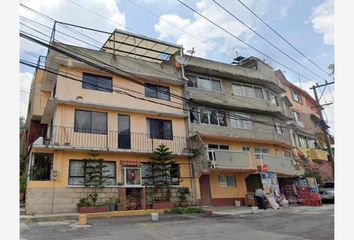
[211,0,330,82]
[235,0,330,77]
[176,0,327,84]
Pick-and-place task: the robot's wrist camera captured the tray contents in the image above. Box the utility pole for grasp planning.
[311,82,334,173]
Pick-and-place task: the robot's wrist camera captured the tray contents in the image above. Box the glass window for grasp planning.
[254,148,269,160]
[30,153,53,181]
[299,136,307,148]
[218,111,227,126]
[197,77,222,92]
[232,83,243,96]
[242,146,250,152]
[74,110,107,134]
[82,73,112,92]
[254,87,264,99]
[170,164,180,185]
[292,90,302,103]
[68,160,116,186]
[199,108,210,124]
[147,118,173,140]
[218,175,236,187]
[308,139,316,149]
[275,123,284,134]
[145,83,170,101]
[243,85,255,98]
[293,111,300,122]
[283,151,292,158]
[142,164,153,186]
[190,108,200,123]
[230,112,252,130]
[209,110,219,125]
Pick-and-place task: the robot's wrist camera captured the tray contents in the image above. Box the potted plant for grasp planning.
[20,175,27,202]
[178,187,190,207]
[77,198,109,213]
[107,198,119,212]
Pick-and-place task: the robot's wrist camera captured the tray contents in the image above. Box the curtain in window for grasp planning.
[254,87,264,99]
[75,110,91,133]
[232,84,242,96]
[211,79,222,92]
[91,112,107,134]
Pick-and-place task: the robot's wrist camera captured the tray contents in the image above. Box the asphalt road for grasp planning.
[20,204,334,240]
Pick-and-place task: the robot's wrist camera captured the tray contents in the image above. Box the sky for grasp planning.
[19,0,334,132]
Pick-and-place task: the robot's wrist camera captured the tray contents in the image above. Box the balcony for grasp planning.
[33,126,189,155]
[255,154,297,175]
[299,148,328,161]
[209,150,254,170]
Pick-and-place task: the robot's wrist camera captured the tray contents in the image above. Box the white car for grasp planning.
[318,182,334,202]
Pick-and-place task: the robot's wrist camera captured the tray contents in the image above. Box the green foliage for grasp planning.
[20,175,27,192]
[177,187,190,201]
[169,206,204,214]
[77,198,92,208]
[147,144,178,201]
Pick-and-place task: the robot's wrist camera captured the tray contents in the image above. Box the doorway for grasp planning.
[199,174,212,206]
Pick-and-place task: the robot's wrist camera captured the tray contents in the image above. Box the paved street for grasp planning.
[20,204,334,240]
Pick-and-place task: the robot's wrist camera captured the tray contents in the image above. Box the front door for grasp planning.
[199,174,212,206]
[118,115,131,149]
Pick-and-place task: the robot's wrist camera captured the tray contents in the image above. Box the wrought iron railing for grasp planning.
[42,126,188,154]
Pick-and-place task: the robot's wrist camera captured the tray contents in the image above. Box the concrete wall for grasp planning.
[28,69,50,119]
[26,150,194,213]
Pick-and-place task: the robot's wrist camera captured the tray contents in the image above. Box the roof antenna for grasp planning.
[231,51,245,65]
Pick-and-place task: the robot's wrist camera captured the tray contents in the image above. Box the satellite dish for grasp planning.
[175,55,189,66]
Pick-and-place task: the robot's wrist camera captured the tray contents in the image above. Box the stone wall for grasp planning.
[25,187,119,214]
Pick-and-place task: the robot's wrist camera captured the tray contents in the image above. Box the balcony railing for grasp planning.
[257,154,297,175]
[210,150,253,169]
[37,126,188,154]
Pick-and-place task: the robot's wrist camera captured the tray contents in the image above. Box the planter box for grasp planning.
[152,201,172,209]
[79,206,109,213]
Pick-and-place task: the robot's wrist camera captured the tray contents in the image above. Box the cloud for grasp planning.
[154,0,263,58]
[308,0,334,45]
[279,0,295,17]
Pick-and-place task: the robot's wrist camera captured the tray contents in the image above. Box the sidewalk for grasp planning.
[203,206,254,216]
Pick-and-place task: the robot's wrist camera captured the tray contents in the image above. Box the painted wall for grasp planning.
[27,150,193,191]
[209,172,249,199]
[53,104,187,137]
[55,66,184,116]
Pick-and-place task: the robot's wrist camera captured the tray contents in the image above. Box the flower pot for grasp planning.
[179,200,189,207]
[79,206,109,213]
[20,192,25,202]
[153,201,172,209]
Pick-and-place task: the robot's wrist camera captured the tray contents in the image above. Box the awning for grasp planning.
[101,29,182,64]
[120,160,142,167]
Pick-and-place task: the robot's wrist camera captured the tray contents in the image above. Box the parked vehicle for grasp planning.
[318,182,334,203]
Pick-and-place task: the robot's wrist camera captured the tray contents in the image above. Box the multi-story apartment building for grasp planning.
[22,29,194,214]
[183,56,299,206]
[275,70,333,182]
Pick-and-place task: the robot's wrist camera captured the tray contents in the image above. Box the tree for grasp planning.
[147,144,178,201]
[82,151,109,206]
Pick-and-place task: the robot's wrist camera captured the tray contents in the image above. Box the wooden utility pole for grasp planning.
[311,82,334,172]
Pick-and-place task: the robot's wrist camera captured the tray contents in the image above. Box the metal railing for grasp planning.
[209,150,253,169]
[43,126,188,154]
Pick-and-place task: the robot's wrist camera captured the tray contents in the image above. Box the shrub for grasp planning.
[20,175,27,192]
[177,187,190,201]
[169,206,204,214]
[77,198,92,208]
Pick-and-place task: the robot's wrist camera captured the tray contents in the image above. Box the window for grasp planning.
[308,139,316,149]
[283,151,292,158]
[145,83,170,101]
[266,90,278,106]
[197,77,222,92]
[242,146,250,152]
[292,90,302,103]
[230,112,252,130]
[141,163,180,186]
[68,160,116,186]
[147,118,173,140]
[275,123,284,134]
[190,107,227,127]
[293,111,300,122]
[298,136,308,148]
[208,144,229,165]
[29,153,53,181]
[74,110,107,134]
[232,82,264,100]
[118,115,131,149]
[218,175,236,187]
[82,73,112,92]
[254,148,269,160]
